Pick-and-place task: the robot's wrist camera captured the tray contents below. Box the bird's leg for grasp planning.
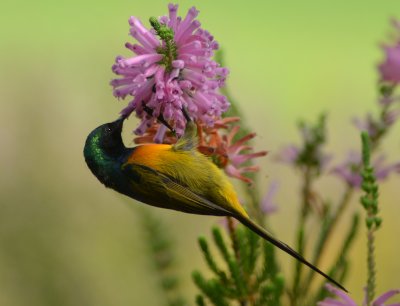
[172,107,198,151]
[181,106,197,136]
[181,106,192,122]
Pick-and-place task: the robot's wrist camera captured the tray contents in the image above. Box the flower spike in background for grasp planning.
[317,133,400,306]
[378,19,400,85]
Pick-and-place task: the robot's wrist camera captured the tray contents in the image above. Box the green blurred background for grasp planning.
[1,0,399,305]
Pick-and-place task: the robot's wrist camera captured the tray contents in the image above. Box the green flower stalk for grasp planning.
[316,131,400,306]
[360,132,381,305]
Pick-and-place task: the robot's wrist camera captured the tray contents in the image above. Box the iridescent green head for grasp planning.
[84,117,125,156]
[84,117,127,186]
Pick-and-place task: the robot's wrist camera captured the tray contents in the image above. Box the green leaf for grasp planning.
[195,295,206,306]
[192,271,230,306]
[198,237,228,282]
[212,227,246,296]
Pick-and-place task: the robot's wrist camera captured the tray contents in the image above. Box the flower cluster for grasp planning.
[350,19,400,142]
[277,115,331,173]
[197,117,268,184]
[111,4,229,142]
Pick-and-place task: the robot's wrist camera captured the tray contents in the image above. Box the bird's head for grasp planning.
[85,117,126,157]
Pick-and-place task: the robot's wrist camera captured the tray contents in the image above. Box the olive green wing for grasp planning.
[121,162,230,216]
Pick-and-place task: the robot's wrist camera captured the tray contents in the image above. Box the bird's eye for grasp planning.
[105,125,112,133]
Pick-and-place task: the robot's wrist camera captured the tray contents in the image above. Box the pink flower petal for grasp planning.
[373,289,400,305]
[324,284,357,306]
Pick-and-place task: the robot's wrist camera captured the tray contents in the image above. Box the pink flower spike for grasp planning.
[111,4,229,142]
[378,19,400,84]
[379,45,400,84]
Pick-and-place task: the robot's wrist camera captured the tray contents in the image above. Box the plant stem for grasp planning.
[227,217,241,264]
[226,218,247,306]
[366,230,376,306]
[306,185,354,286]
[290,167,312,304]
[361,131,380,305]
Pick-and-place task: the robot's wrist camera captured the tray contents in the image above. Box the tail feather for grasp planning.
[236,215,348,292]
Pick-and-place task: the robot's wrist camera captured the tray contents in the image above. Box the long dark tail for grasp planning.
[236,214,347,292]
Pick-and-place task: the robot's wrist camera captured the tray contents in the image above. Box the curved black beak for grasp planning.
[111,116,126,132]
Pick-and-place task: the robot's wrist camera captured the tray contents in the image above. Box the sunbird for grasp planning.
[84,115,346,292]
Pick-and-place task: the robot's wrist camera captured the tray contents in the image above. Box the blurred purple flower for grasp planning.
[277,145,300,164]
[261,181,279,214]
[351,111,400,139]
[352,114,380,139]
[379,45,400,84]
[383,109,400,126]
[331,151,400,188]
[373,155,400,180]
[277,144,331,171]
[111,4,230,142]
[378,19,400,84]
[378,95,400,106]
[317,284,400,306]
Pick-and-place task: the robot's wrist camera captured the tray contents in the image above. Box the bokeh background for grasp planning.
[1,0,399,305]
